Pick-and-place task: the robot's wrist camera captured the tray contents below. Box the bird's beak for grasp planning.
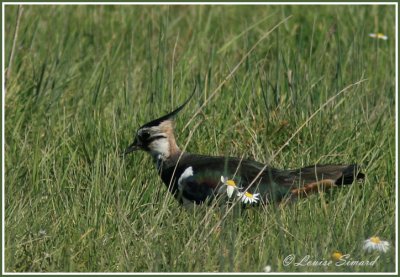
[121,140,141,157]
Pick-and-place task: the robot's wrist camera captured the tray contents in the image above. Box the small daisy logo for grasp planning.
[237,191,260,204]
[363,236,390,253]
[368,33,388,40]
[220,176,241,198]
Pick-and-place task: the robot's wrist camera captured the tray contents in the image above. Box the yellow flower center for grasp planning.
[370,236,381,244]
[244,192,254,198]
[226,180,236,187]
[331,251,343,262]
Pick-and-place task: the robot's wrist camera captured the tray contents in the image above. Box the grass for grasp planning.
[4,4,396,273]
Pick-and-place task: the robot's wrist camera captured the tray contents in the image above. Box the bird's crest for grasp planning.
[140,86,196,129]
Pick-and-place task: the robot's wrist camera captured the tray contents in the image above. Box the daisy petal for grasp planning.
[227,186,235,198]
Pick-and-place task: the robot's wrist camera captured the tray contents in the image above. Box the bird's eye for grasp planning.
[138,131,150,141]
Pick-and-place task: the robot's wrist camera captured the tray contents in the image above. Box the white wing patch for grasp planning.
[178,166,194,191]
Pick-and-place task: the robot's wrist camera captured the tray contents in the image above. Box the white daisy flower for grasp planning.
[369,33,388,40]
[363,236,390,253]
[220,176,240,198]
[237,191,260,204]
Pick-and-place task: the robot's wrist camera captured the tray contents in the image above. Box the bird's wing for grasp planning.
[166,154,290,204]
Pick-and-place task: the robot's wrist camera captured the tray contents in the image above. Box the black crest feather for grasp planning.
[141,86,196,128]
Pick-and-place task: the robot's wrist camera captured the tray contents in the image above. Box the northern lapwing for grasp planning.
[123,90,364,206]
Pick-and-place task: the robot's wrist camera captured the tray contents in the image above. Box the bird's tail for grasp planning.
[289,164,365,198]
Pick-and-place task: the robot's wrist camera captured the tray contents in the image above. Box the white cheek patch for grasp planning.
[149,138,170,157]
[178,166,194,191]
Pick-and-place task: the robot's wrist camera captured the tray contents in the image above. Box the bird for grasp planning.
[123,90,364,207]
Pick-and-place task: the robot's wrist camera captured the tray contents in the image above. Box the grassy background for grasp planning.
[4,4,396,272]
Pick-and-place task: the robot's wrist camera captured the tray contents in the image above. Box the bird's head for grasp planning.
[123,88,195,161]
